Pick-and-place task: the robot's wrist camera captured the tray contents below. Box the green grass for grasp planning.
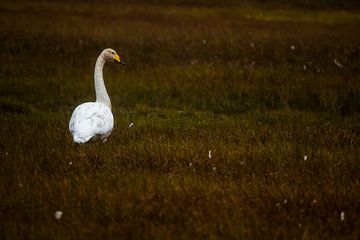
[1,0,360,239]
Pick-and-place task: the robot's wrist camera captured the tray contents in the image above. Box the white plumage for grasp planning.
[69,48,125,144]
[69,102,114,143]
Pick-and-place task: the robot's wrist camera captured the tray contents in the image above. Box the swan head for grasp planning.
[102,48,125,65]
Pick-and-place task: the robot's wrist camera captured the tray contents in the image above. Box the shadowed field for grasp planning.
[1,0,360,239]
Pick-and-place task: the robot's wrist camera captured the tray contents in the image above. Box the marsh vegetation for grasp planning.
[0,0,360,239]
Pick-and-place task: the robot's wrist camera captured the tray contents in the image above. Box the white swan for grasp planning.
[69,48,125,144]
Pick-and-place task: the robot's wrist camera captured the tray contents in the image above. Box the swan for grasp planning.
[69,48,125,144]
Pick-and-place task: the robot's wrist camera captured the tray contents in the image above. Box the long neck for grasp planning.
[94,55,111,108]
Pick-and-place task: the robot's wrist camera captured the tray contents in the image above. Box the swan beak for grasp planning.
[114,54,125,65]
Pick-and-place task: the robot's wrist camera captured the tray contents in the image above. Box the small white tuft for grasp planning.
[304,155,308,161]
[208,150,212,159]
[54,211,63,220]
[290,45,296,50]
[334,59,343,68]
[129,122,134,128]
[340,211,345,221]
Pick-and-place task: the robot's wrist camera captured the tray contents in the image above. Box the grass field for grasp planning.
[1,0,360,239]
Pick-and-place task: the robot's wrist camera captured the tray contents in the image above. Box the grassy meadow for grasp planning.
[1,0,360,239]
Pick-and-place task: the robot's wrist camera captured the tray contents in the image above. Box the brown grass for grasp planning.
[0,0,360,239]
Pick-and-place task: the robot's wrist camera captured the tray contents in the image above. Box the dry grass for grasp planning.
[0,0,360,239]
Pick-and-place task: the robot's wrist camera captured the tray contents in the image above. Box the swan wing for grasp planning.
[69,102,114,143]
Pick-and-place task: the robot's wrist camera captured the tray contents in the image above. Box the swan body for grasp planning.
[69,48,125,144]
[69,102,114,143]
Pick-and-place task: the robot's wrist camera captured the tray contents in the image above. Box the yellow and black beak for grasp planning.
[114,54,125,65]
